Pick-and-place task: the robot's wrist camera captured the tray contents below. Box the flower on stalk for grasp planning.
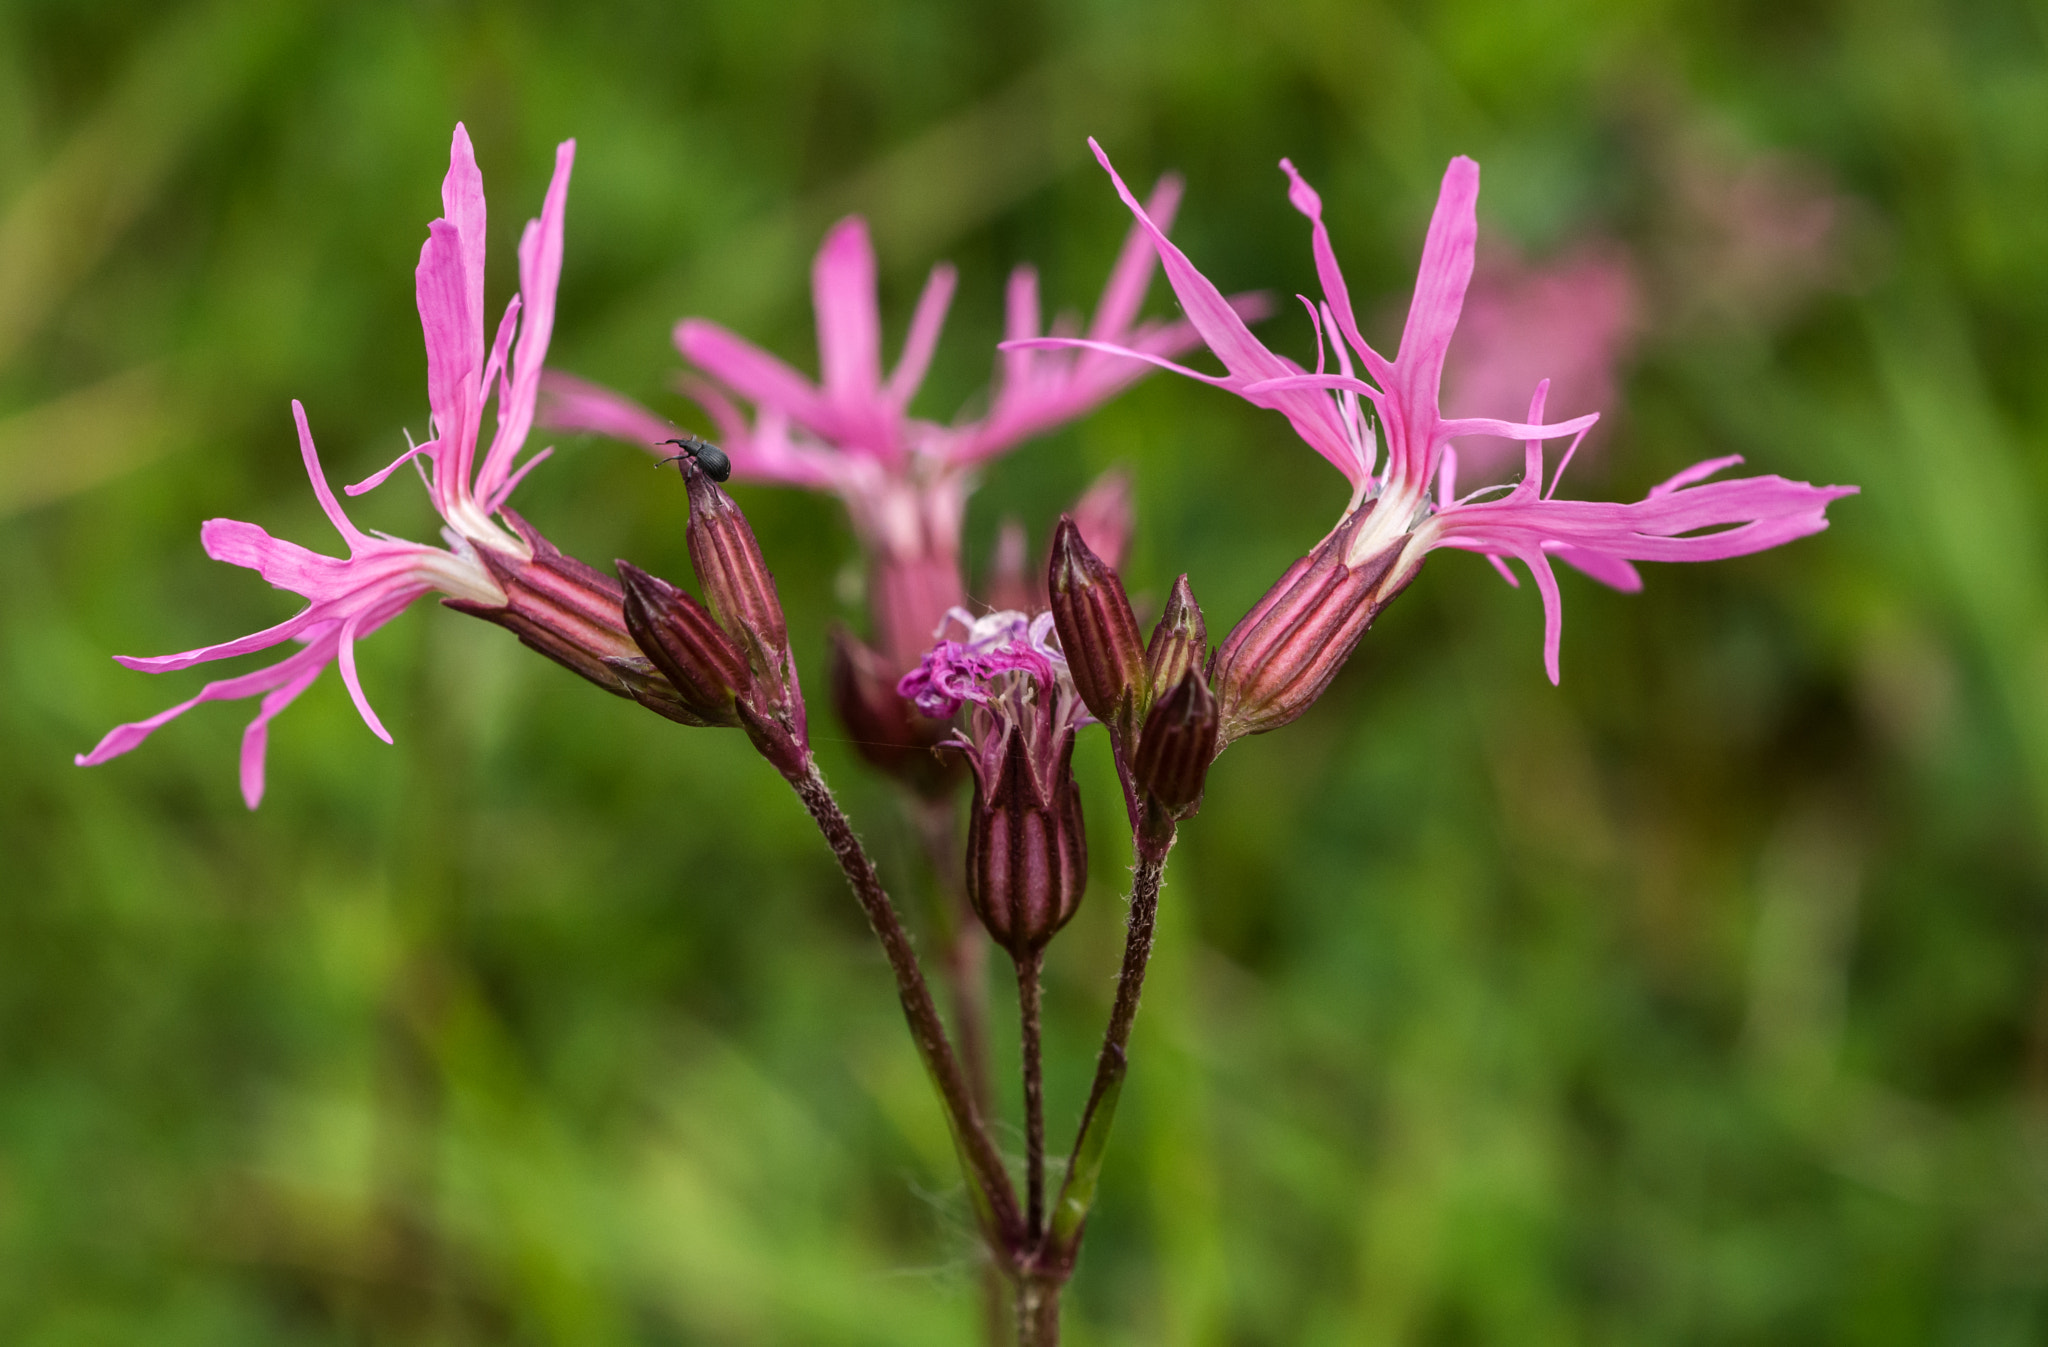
[619,453,810,777]
[1047,515,1147,744]
[539,194,1254,786]
[74,126,646,806]
[1130,574,1219,823]
[1011,140,1856,734]
[899,610,1089,956]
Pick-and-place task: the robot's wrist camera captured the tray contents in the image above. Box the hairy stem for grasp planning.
[1018,948,1047,1240]
[787,761,1021,1240]
[1047,820,1175,1262]
[1016,1275,1060,1347]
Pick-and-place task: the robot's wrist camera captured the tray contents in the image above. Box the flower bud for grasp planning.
[1209,511,1406,741]
[617,562,749,727]
[827,625,963,797]
[1144,574,1206,701]
[1132,666,1219,816]
[445,511,700,725]
[1047,514,1146,739]
[678,453,791,691]
[965,724,1088,957]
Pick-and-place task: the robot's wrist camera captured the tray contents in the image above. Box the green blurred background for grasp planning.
[4,0,2046,1342]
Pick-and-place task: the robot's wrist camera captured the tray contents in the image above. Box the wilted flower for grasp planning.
[1019,140,1856,713]
[77,126,594,806]
[899,610,1090,954]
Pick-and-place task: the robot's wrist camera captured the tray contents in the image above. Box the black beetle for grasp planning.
[659,436,732,483]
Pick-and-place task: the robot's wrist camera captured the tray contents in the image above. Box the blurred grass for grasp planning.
[4,0,2048,1342]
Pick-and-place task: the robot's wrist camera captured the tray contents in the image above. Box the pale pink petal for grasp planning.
[441,124,488,360]
[344,436,433,497]
[1434,411,1601,445]
[112,608,322,674]
[488,446,552,511]
[238,649,329,808]
[1278,159,1394,388]
[483,138,575,500]
[77,640,334,772]
[1002,265,1042,397]
[293,400,367,547]
[417,218,480,498]
[886,262,957,408]
[1650,454,1747,496]
[1392,157,1480,430]
[675,318,833,431]
[335,608,392,744]
[1086,174,1182,343]
[1087,139,1357,473]
[539,370,678,449]
[813,217,883,403]
[1552,545,1643,591]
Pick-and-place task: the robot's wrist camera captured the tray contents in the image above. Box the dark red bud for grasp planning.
[965,726,1088,957]
[677,454,790,685]
[445,511,700,725]
[617,561,749,727]
[1047,514,1147,740]
[1132,666,1219,817]
[827,625,964,797]
[1209,513,1406,740]
[1144,574,1206,701]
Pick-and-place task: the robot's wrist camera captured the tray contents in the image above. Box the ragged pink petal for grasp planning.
[540,371,678,448]
[886,262,957,409]
[441,124,488,362]
[487,138,575,497]
[814,217,884,404]
[1085,139,1359,479]
[1088,175,1182,343]
[674,319,836,437]
[1422,462,1857,681]
[1278,159,1393,391]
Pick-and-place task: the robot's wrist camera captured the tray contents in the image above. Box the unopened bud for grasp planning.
[678,453,790,690]
[617,562,749,727]
[827,626,963,797]
[618,458,811,775]
[1047,515,1146,740]
[1210,512,1405,740]
[1132,666,1219,817]
[446,511,698,725]
[965,725,1088,957]
[1144,574,1206,700]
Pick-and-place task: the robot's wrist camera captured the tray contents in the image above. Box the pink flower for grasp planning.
[77,125,577,806]
[1018,140,1856,684]
[541,193,1242,671]
[899,609,1091,957]
[897,608,1074,723]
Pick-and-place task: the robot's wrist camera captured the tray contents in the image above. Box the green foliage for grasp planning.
[4,0,2046,1340]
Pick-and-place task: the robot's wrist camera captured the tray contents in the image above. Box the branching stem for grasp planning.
[786,760,1021,1242]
